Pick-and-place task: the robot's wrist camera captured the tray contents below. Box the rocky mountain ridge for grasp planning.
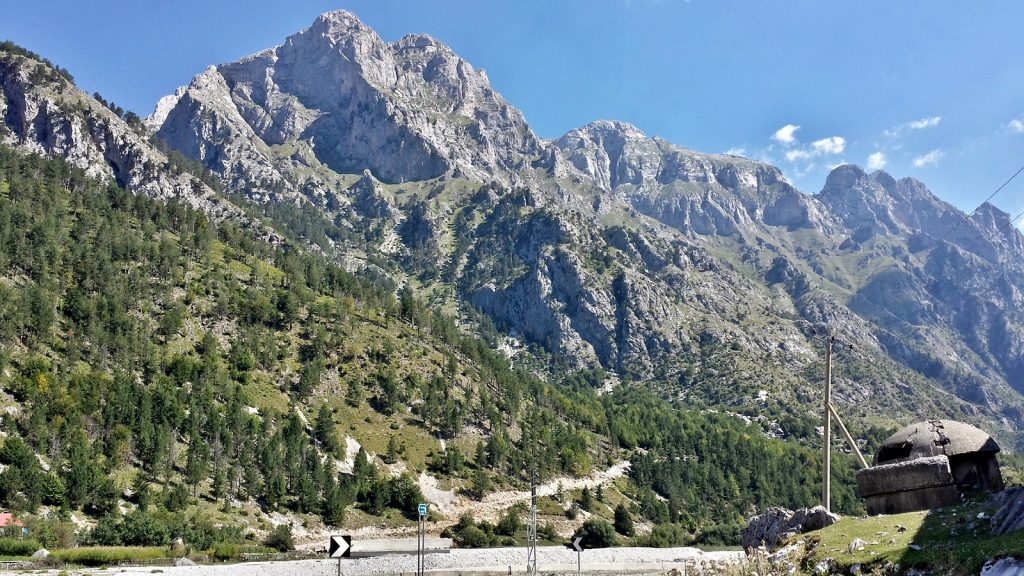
[4,13,1024,447]
[148,12,1024,443]
[0,46,257,227]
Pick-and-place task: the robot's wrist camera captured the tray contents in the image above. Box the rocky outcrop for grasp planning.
[552,121,826,237]
[819,165,1024,264]
[988,487,1024,536]
[0,47,270,233]
[742,506,839,550]
[151,10,542,194]
[982,557,1024,576]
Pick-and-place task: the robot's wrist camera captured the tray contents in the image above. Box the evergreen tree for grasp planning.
[614,503,635,536]
[314,404,340,457]
[184,438,210,497]
[345,377,364,407]
[578,487,593,512]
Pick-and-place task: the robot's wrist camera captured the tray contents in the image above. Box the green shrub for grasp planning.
[645,523,688,547]
[120,511,170,546]
[454,525,490,548]
[26,517,76,549]
[263,524,294,552]
[210,543,277,561]
[52,546,166,566]
[0,537,41,556]
[164,483,190,512]
[614,503,635,537]
[495,509,522,537]
[572,518,617,549]
[210,542,239,560]
[539,521,558,542]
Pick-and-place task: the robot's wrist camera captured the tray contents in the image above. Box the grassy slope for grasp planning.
[801,491,1023,574]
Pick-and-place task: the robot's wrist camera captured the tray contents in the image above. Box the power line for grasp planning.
[994,205,1024,237]
[938,161,1024,243]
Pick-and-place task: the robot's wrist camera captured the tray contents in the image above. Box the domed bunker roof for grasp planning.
[875,419,1000,465]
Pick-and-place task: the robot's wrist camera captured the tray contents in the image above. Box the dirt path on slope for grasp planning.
[420,461,631,522]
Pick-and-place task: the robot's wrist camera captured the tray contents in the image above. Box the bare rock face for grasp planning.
[0,48,267,230]
[988,487,1024,536]
[152,10,542,195]
[742,506,839,551]
[136,10,1024,439]
[552,121,825,237]
[982,557,1024,576]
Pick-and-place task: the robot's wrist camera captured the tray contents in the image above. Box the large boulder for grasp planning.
[742,505,839,550]
[30,548,49,559]
[982,557,1024,576]
[988,487,1024,536]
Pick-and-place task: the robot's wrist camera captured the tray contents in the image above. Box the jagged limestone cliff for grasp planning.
[140,11,1024,445]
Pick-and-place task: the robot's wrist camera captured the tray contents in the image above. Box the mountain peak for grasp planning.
[823,163,868,190]
[312,9,366,33]
[571,120,647,140]
[868,168,897,188]
[150,9,540,186]
[393,33,449,51]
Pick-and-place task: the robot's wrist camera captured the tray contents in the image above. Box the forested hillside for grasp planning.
[0,145,866,547]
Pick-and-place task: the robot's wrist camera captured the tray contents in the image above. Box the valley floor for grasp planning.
[35,546,743,575]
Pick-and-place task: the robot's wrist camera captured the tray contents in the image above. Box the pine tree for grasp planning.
[314,404,340,457]
[614,503,635,536]
[345,377,364,407]
[579,487,593,511]
[184,438,210,497]
[471,468,492,500]
[385,435,400,464]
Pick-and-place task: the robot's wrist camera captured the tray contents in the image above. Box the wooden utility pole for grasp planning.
[823,336,833,513]
[821,334,869,513]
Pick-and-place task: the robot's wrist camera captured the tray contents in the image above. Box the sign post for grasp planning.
[328,535,351,576]
[570,536,583,576]
[417,503,428,576]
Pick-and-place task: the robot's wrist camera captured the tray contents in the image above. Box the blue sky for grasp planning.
[6,1,1024,224]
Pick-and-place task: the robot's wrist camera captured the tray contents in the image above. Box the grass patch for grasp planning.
[208,543,277,561]
[0,538,41,556]
[536,496,566,517]
[244,372,290,415]
[805,497,1024,575]
[52,546,168,566]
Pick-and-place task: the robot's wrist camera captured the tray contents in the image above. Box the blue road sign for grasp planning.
[418,503,428,517]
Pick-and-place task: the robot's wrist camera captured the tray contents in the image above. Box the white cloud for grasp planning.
[811,136,846,155]
[867,151,886,171]
[780,134,845,163]
[912,149,943,168]
[1008,118,1024,134]
[908,116,942,130]
[723,147,747,157]
[885,116,942,137]
[785,149,813,162]
[773,124,800,144]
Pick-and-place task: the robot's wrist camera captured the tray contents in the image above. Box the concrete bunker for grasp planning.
[856,419,1003,515]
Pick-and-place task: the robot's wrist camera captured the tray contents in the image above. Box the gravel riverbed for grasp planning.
[39,546,744,575]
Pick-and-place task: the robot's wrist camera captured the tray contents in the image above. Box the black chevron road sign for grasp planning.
[329,535,351,558]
